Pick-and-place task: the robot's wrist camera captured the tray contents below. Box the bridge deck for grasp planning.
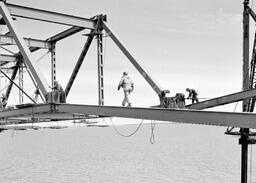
[0,103,256,129]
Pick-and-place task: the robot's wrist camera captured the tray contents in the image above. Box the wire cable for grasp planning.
[110,118,144,137]
[150,120,156,144]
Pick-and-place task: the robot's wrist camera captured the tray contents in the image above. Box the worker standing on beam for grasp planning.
[53,81,66,103]
[0,93,7,109]
[186,88,199,104]
[118,72,134,107]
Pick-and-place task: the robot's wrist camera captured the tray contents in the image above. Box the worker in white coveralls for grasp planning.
[118,72,134,107]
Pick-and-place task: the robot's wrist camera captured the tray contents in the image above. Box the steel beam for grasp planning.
[0,34,51,49]
[6,3,96,29]
[0,54,16,62]
[1,103,256,129]
[5,57,20,101]
[0,2,50,97]
[50,42,56,88]
[97,31,104,105]
[187,89,256,110]
[102,22,163,96]
[55,104,256,129]
[18,60,23,104]
[47,26,85,42]
[243,1,250,111]
[65,30,94,96]
[248,5,256,22]
[29,26,85,53]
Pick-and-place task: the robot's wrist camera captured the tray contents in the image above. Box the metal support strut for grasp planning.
[51,42,56,88]
[97,17,104,106]
[18,59,23,104]
[242,1,250,183]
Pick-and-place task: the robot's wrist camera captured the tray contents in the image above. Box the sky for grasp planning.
[1,0,254,112]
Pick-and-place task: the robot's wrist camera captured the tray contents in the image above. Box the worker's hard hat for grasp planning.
[186,88,190,91]
[123,72,128,75]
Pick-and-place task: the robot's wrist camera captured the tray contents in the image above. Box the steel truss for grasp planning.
[0,1,255,182]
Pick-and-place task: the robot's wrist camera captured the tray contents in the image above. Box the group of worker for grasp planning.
[117,72,199,107]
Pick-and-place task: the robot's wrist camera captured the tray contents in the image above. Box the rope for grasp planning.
[110,118,144,137]
[150,120,156,144]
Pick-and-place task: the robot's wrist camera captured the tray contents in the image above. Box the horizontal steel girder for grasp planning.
[2,103,256,129]
[0,54,16,62]
[6,3,96,29]
[56,104,256,129]
[0,34,51,49]
[187,89,256,110]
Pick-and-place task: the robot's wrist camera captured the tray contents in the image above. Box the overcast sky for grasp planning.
[3,0,254,111]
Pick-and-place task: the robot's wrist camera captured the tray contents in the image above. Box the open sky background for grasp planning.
[2,0,255,112]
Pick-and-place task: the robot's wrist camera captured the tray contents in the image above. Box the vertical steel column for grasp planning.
[240,131,249,183]
[243,0,250,111]
[18,60,23,104]
[97,31,104,105]
[51,42,56,88]
[241,1,250,183]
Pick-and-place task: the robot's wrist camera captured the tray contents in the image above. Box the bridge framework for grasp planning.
[0,1,255,182]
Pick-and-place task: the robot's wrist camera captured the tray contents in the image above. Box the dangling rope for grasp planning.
[150,120,156,144]
[110,118,144,137]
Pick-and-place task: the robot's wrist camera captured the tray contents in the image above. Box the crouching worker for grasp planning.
[186,88,199,104]
[175,93,186,108]
[45,81,66,103]
[53,81,66,103]
[118,72,134,107]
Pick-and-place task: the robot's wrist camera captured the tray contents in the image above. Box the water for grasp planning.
[0,123,255,183]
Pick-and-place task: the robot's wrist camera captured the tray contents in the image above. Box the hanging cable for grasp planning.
[150,120,156,144]
[110,118,144,137]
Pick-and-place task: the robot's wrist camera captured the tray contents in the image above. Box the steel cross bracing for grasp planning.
[0,1,255,183]
[0,1,164,106]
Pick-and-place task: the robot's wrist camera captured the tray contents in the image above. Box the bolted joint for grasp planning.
[239,137,256,145]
